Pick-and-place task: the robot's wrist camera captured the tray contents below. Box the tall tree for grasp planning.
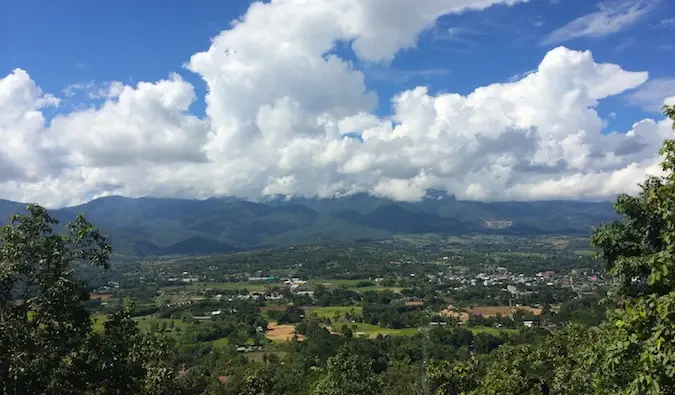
[0,205,180,394]
[589,104,675,394]
[312,347,380,395]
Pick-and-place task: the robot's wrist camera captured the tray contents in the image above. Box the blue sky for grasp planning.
[3,0,673,128]
[1,0,675,206]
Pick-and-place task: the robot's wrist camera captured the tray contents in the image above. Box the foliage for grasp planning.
[0,205,181,394]
[312,346,380,395]
[585,105,675,394]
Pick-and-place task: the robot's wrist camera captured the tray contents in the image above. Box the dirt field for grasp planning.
[90,293,113,300]
[469,306,543,317]
[441,305,543,321]
[440,308,470,321]
[266,322,305,342]
[260,305,288,313]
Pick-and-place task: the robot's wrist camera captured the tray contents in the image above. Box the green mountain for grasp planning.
[0,194,618,257]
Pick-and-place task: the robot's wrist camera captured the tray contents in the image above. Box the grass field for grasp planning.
[91,313,108,331]
[209,337,230,347]
[161,281,274,292]
[310,279,403,293]
[348,286,403,293]
[311,278,364,287]
[91,314,186,336]
[309,306,363,319]
[469,326,518,335]
[355,324,419,337]
[494,251,547,258]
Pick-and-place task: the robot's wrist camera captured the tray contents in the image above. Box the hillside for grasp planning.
[0,194,618,257]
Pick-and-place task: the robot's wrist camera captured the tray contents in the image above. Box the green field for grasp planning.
[309,306,363,319]
[469,326,518,335]
[350,324,515,337]
[310,279,403,293]
[209,337,230,347]
[348,286,403,293]
[91,313,108,332]
[311,278,364,287]
[352,324,420,337]
[91,314,186,336]
[161,281,274,292]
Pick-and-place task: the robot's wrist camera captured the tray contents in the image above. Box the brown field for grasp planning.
[469,305,543,317]
[440,309,469,321]
[260,305,288,312]
[405,301,425,307]
[90,293,113,300]
[441,305,543,322]
[266,322,305,342]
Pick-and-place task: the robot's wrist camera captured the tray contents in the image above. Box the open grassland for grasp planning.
[356,324,419,337]
[469,326,518,335]
[348,285,403,293]
[208,337,230,347]
[308,306,363,319]
[91,313,185,336]
[311,278,364,287]
[161,281,274,292]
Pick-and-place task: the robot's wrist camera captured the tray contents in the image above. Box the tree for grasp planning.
[587,104,675,394]
[312,347,380,395]
[427,359,479,395]
[379,362,427,395]
[0,205,180,394]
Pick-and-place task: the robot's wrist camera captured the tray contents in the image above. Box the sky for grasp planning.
[1,0,675,208]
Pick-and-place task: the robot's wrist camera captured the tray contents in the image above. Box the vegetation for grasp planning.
[0,206,181,394]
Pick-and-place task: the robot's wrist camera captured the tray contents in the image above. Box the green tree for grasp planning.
[588,104,675,394]
[427,359,479,395]
[379,362,427,395]
[0,205,180,394]
[312,347,380,395]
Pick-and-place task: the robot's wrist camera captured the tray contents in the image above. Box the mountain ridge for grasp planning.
[0,195,618,257]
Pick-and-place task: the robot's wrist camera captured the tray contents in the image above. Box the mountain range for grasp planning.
[0,193,618,257]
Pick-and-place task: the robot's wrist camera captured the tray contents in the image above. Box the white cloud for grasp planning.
[49,74,209,168]
[63,80,125,100]
[652,17,675,29]
[627,78,675,111]
[0,0,673,207]
[0,69,59,183]
[542,0,657,45]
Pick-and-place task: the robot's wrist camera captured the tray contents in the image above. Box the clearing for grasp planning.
[266,322,305,342]
[308,306,363,319]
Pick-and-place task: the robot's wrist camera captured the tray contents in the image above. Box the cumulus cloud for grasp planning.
[542,0,657,45]
[0,0,673,207]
